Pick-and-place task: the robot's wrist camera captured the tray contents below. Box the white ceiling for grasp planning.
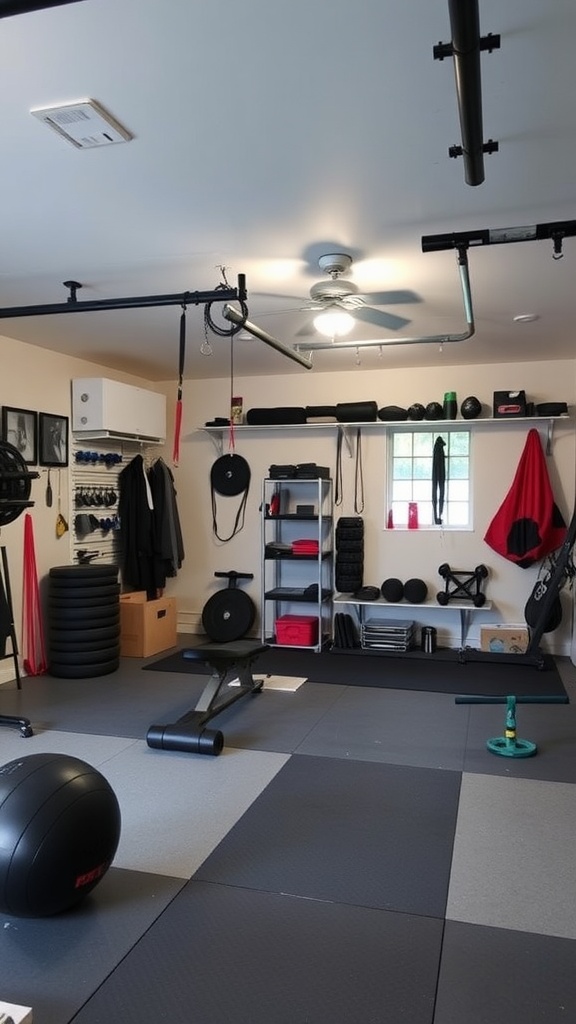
[1,0,576,381]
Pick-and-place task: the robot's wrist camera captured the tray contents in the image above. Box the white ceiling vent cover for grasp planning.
[30,99,133,149]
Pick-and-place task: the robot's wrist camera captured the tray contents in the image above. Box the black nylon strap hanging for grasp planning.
[432,436,446,525]
[334,428,343,506]
[354,428,365,514]
[172,306,186,466]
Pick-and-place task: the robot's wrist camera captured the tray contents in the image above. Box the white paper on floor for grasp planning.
[227,675,307,692]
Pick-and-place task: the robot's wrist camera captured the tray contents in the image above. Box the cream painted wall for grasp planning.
[167,358,576,654]
[2,335,575,682]
[0,333,165,682]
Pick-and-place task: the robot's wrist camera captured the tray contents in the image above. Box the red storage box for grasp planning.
[275,614,319,646]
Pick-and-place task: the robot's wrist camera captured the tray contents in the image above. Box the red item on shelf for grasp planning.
[275,614,319,646]
[291,539,319,554]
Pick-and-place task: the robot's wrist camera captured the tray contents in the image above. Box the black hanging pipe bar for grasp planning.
[0,0,85,16]
[434,0,500,187]
[0,275,247,320]
[422,220,576,254]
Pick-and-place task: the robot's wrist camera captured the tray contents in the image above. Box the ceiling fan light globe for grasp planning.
[313,310,355,337]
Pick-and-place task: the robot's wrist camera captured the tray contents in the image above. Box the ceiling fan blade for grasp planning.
[295,320,317,337]
[254,302,323,318]
[353,306,411,331]
[356,289,422,306]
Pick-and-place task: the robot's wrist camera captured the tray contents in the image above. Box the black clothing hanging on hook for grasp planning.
[432,436,446,525]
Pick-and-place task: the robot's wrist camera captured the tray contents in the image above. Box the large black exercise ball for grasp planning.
[0,753,121,917]
[460,395,482,419]
[404,578,428,604]
[381,578,404,602]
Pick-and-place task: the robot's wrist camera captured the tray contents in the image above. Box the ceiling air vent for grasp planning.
[30,99,133,149]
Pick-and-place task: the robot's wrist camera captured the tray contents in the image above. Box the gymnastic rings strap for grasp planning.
[354,429,364,514]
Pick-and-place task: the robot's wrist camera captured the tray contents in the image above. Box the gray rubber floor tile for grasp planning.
[70,879,444,1024]
[295,684,468,768]
[1,868,184,1024]
[195,753,461,918]
[435,919,576,1023]
[447,772,576,938]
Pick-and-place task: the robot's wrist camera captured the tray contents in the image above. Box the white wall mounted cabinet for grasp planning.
[72,378,166,442]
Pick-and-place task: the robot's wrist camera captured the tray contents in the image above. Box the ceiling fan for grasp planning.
[259,254,420,338]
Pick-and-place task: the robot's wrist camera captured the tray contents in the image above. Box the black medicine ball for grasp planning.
[407,403,426,421]
[425,402,444,420]
[404,578,428,604]
[381,578,404,602]
[460,395,482,420]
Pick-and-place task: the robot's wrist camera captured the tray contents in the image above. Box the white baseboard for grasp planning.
[0,661,18,686]
[177,610,203,634]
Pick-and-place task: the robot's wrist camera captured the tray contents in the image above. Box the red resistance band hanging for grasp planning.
[22,512,47,675]
[172,306,186,467]
[484,428,567,568]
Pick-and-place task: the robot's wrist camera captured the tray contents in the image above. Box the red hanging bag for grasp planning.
[484,428,566,568]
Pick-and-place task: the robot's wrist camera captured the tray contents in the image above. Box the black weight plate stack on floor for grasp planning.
[47,564,121,678]
[335,517,364,594]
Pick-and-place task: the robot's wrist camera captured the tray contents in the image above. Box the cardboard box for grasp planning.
[480,624,529,654]
[120,592,177,657]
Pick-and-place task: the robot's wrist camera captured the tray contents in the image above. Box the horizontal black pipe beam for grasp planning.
[0,0,85,16]
[0,276,247,319]
[422,220,576,253]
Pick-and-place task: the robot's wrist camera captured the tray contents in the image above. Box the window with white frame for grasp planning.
[387,428,471,529]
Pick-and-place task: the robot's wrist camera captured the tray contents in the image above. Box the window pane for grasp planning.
[445,502,468,526]
[413,480,431,502]
[392,501,408,525]
[413,457,432,479]
[394,434,413,456]
[448,456,468,479]
[393,457,413,480]
[447,480,468,501]
[386,427,471,530]
[449,432,469,455]
[392,481,413,502]
[413,433,433,455]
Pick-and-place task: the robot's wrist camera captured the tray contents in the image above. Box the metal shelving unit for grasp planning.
[261,477,333,651]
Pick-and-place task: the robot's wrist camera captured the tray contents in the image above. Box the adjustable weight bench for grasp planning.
[146,638,269,756]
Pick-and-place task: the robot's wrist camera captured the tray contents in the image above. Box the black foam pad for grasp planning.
[246,407,307,425]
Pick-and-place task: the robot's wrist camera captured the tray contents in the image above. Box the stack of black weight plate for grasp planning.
[335,517,364,594]
[47,564,121,678]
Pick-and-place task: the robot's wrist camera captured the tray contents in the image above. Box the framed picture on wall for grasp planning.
[39,412,69,467]
[1,406,38,465]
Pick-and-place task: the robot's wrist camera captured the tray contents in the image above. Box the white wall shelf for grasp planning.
[202,415,571,456]
[333,594,494,650]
